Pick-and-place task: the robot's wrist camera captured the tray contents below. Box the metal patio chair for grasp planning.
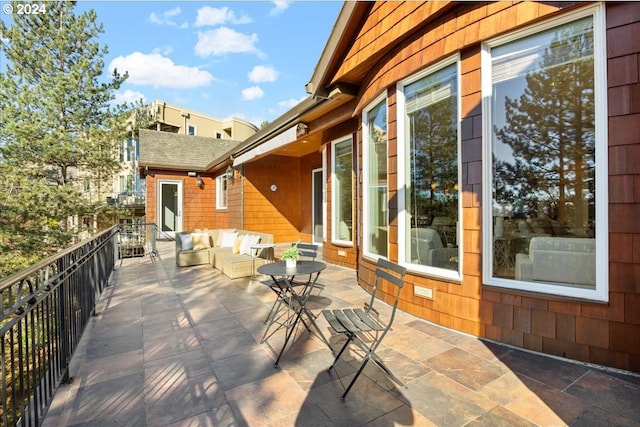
[322,257,407,400]
[261,242,318,343]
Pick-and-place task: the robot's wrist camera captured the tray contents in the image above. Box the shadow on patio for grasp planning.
[42,241,640,426]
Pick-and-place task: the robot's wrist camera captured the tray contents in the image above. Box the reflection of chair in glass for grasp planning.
[515,237,595,286]
[430,216,457,246]
[261,243,318,343]
[410,228,458,268]
[322,258,406,400]
[339,220,351,241]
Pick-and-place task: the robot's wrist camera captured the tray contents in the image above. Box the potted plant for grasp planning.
[281,243,301,268]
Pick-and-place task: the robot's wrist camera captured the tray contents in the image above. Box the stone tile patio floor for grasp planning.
[42,241,640,427]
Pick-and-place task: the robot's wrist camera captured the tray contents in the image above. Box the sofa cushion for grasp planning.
[219,231,237,248]
[232,235,244,254]
[241,234,261,255]
[179,233,193,251]
[191,232,211,250]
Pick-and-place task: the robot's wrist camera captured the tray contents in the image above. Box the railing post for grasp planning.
[56,255,71,385]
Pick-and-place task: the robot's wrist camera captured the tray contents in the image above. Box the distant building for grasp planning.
[110,100,258,224]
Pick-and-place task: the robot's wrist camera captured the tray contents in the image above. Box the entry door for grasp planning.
[157,180,183,238]
[312,168,324,245]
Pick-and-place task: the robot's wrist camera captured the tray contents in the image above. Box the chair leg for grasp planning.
[341,356,371,400]
[328,335,353,370]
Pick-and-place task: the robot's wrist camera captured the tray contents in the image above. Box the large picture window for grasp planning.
[332,136,353,244]
[363,97,388,258]
[398,59,460,278]
[482,6,607,301]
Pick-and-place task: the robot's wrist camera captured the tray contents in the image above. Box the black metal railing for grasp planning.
[0,222,163,426]
[117,222,157,259]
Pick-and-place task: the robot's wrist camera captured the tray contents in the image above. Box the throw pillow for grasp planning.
[192,232,211,251]
[179,234,193,251]
[219,231,237,248]
[233,235,245,254]
[241,234,261,255]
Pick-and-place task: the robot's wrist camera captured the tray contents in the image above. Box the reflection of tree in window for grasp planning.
[405,64,459,270]
[494,19,595,238]
[408,97,457,226]
[367,101,388,257]
[335,139,352,241]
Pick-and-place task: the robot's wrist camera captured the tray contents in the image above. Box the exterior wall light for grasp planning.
[196,174,203,189]
[226,165,235,183]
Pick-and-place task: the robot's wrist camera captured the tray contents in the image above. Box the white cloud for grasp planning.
[113,89,146,105]
[195,6,252,27]
[148,7,187,27]
[195,27,260,57]
[278,97,305,109]
[109,52,214,89]
[152,46,173,56]
[164,7,181,17]
[241,86,265,101]
[270,1,289,16]
[248,65,279,83]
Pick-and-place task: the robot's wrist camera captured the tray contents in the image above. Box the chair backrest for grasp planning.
[294,242,318,260]
[367,258,406,326]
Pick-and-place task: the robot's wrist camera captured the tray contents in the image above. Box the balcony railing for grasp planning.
[0,223,157,426]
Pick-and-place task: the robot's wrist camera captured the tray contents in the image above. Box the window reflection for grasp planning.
[366,101,388,257]
[491,17,596,288]
[404,63,459,271]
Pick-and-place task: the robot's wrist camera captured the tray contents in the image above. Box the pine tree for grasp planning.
[0,1,132,276]
[494,26,595,233]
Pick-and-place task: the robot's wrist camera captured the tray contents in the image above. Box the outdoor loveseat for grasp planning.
[175,229,274,279]
[515,236,596,286]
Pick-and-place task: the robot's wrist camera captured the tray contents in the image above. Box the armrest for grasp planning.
[515,253,532,280]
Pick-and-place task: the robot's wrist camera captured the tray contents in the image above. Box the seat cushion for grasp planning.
[191,232,211,250]
[179,233,193,251]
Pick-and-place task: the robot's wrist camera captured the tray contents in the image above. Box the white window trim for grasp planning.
[322,147,328,243]
[396,55,462,281]
[331,135,354,246]
[362,93,388,260]
[215,174,228,210]
[480,4,608,301]
[188,125,197,136]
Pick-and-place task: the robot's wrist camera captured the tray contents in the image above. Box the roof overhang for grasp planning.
[305,1,364,99]
[232,126,298,166]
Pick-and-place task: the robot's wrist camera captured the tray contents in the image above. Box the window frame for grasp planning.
[362,94,389,260]
[215,174,228,210]
[481,4,608,301]
[331,135,354,246]
[396,55,462,281]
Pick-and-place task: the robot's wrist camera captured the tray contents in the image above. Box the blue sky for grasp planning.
[3,1,343,127]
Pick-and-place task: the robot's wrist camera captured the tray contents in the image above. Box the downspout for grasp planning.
[240,164,245,229]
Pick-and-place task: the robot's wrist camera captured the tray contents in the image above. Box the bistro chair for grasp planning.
[260,242,318,343]
[322,257,407,400]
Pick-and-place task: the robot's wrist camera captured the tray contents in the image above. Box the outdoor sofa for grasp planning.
[515,236,596,286]
[175,228,274,279]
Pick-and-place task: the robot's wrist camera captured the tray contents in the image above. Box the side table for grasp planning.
[251,243,275,276]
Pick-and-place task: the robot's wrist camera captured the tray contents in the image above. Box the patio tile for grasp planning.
[402,371,495,426]
[165,405,237,427]
[224,370,308,426]
[210,347,280,391]
[143,327,201,361]
[307,372,406,425]
[425,347,509,391]
[144,372,226,425]
[467,405,537,427]
[41,241,640,427]
[565,369,640,422]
